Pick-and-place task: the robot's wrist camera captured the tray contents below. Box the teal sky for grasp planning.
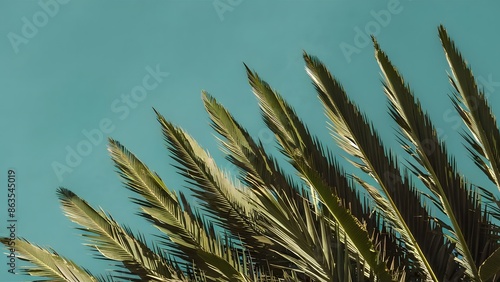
[1,1,500,280]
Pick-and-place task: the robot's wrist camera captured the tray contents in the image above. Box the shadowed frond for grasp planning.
[479,246,500,281]
[0,237,99,282]
[438,26,500,280]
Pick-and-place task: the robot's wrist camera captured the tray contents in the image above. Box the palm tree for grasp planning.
[2,25,500,281]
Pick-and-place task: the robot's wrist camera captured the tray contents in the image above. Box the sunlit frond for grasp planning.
[57,187,183,281]
[0,237,99,282]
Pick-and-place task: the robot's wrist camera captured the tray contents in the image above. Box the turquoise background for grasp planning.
[1,0,500,280]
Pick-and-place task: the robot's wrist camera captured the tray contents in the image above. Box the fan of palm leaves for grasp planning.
[2,25,499,282]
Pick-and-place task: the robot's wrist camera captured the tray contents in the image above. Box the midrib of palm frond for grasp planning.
[373,38,491,281]
[57,187,182,281]
[0,237,99,282]
[245,65,396,281]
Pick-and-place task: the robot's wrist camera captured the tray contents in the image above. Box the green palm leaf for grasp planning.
[0,237,100,282]
[245,64,395,281]
[109,136,250,281]
[151,106,265,246]
[439,28,500,279]
[202,90,301,201]
[438,25,500,192]
[303,52,461,281]
[373,36,496,280]
[57,187,183,281]
[479,246,500,281]
[155,110,260,281]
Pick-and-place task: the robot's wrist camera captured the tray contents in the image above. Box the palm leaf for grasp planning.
[373,36,496,280]
[202,91,324,267]
[0,237,99,282]
[202,90,301,201]
[151,107,267,248]
[439,27,500,277]
[438,25,500,192]
[245,64,395,281]
[57,187,183,281]
[303,52,461,281]
[479,246,500,281]
[155,110,258,281]
[252,180,336,281]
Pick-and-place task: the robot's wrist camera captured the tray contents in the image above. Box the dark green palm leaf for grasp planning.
[438,26,500,279]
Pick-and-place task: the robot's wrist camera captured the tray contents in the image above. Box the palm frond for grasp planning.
[202,91,318,266]
[57,187,183,281]
[303,52,461,281]
[253,183,335,281]
[439,27,500,272]
[373,36,496,280]
[108,138,199,253]
[202,90,301,200]
[438,25,500,192]
[203,88,374,280]
[0,237,99,282]
[155,110,259,281]
[151,107,267,249]
[245,64,395,281]
[479,246,500,281]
